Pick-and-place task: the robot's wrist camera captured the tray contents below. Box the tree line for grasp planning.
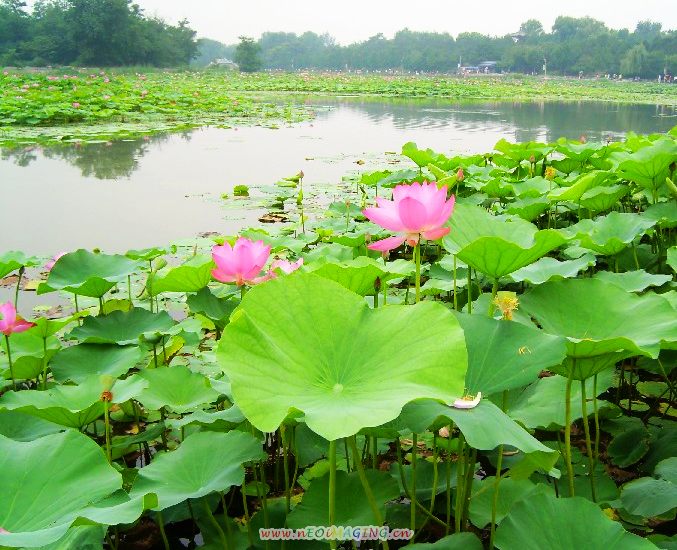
[0,0,197,67]
[226,17,675,78]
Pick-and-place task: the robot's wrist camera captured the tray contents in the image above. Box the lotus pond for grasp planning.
[1,72,677,549]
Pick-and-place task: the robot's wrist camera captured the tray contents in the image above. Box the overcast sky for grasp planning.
[124,0,676,44]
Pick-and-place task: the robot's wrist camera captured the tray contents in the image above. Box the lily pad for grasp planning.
[593,270,672,292]
[564,212,656,256]
[68,308,174,345]
[42,249,139,298]
[495,491,655,550]
[620,457,677,518]
[136,365,220,413]
[309,257,413,296]
[130,430,265,510]
[455,312,567,395]
[50,344,144,383]
[217,273,467,440]
[442,203,566,279]
[150,255,213,295]
[510,255,594,285]
[0,250,39,278]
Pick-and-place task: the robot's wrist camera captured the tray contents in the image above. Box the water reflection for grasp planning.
[0,98,674,254]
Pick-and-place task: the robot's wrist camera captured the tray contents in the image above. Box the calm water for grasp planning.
[1,98,675,255]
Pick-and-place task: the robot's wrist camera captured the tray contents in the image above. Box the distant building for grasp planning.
[459,61,498,75]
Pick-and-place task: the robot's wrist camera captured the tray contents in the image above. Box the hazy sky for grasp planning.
[126,0,676,44]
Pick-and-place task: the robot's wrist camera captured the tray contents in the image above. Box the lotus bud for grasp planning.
[438,426,450,438]
[529,154,536,164]
[374,277,381,293]
[493,291,519,321]
[100,374,115,402]
[456,168,464,182]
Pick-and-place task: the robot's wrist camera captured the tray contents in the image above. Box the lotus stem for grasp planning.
[429,434,439,515]
[203,497,229,549]
[488,279,499,317]
[103,399,112,463]
[99,296,105,315]
[410,432,418,539]
[580,381,597,502]
[156,510,171,550]
[489,447,504,549]
[241,484,253,547]
[329,439,337,550]
[372,436,378,469]
[564,364,576,497]
[414,243,421,303]
[147,261,154,312]
[462,448,476,528]
[445,431,452,535]
[349,436,389,550]
[74,294,79,314]
[14,266,23,309]
[41,336,48,390]
[281,425,291,514]
[4,335,16,391]
[467,269,472,313]
[454,433,466,532]
[593,374,600,465]
[127,274,133,304]
[453,256,458,310]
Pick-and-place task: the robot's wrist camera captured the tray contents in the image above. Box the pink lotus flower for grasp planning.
[363,182,455,252]
[269,258,303,277]
[452,392,482,410]
[72,102,80,108]
[212,238,271,286]
[0,302,34,336]
[45,252,66,272]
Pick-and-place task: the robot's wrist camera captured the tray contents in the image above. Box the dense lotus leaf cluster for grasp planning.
[0,124,676,548]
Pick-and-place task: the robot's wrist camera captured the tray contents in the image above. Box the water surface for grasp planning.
[1,98,674,255]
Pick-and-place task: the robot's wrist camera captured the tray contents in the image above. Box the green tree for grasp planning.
[621,43,649,76]
[234,36,262,72]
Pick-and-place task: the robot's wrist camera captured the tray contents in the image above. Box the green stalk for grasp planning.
[329,439,337,550]
[99,296,105,315]
[414,242,421,303]
[5,335,16,390]
[349,436,389,550]
[564,364,576,497]
[372,436,378,469]
[103,399,112,464]
[580,381,597,502]
[14,266,23,309]
[489,448,504,549]
[241,483,253,548]
[445,434,452,535]
[281,426,291,514]
[410,433,418,538]
[147,261,154,313]
[203,497,229,549]
[593,374,600,465]
[467,268,473,313]
[40,336,49,390]
[452,256,458,310]
[488,279,499,317]
[156,510,171,550]
[127,274,133,304]
[461,449,476,529]
[454,433,465,532]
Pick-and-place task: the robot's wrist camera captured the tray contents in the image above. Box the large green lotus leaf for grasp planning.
[508,176,551,198]
[164,406,245,429]
[130,431,265,510]
[217,273,467,440]
[507,370,615,430]
[408,533,483,550]
[186,287,237,329]
[0,330,60,380]
[33,525,106,550]
[593,270,672,293]
[402,141,444,168]
[493,139,552,163]
[397,399,554,457]
[505,197,550,222]
[564,212,656,256]
[555,138,606,162]
[42,249,139,298]
[31,312,90,339]
[495,492,656,550]
[0,431,121,547]
[0,250,39,278]
[643,201,677,229]
[620,457,677,518]
[309,256,413,296]
[455,313,567,395]
[136,365,220,413]
[0,375,146,428]
[442,203,566,278]
[150,255,213,295]
[0,410,62,441]
[510,254,595,284]
[68,308,174,345]
[548,170,609,202]
[520,279,677,361]
[287,470,400,530]
[469,477,553,529]
[50,344,144,383]
[125,246,166,261]
[579,184,630,214]
[615,137,677,192]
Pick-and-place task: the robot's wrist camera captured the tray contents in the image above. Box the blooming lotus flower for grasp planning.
[269,258,303,277]
[0,302,34,336]
[363,182,455,252]
[45,252,66,272]
[72,102,80,108]
[212,238,271,286]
